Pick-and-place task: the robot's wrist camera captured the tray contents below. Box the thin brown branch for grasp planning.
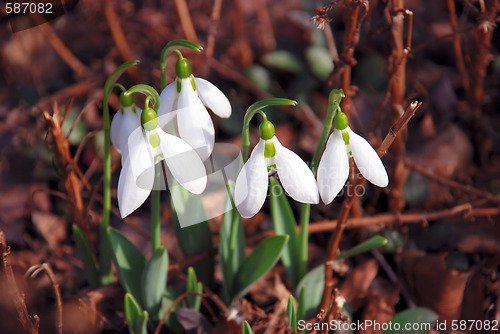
[471,0,498,110]
[0,230,39,334]
[26,263,62,334]
[255,0,276,51]
[340,0,368,117]
[173,0,200,44]
[104,0,137,79]
[447,0,471,96]
[155,292,207,334]
[404,158,500,204]
[37,23,88,77]
[318,101,421,317]
[36,81,94,109]
[203,0,223,77]
[387,0,410,213]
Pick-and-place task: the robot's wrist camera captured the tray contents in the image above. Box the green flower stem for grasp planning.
[151,163,162,253]
[101,59,139,285]
[123,85,162,253]
[298,89,344,280]
[160,40,203,90]
[124,84,161,112]
[241,98,297,162]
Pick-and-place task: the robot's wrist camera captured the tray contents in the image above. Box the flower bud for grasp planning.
[141,107,158,131]
[259,120,275,140]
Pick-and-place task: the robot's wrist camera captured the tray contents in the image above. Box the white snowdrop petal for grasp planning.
[317,131,350,204]
[348,128,388,187]
[117,135,154,218]
[234,139,268,218]
[119,107,141,163]
[273,137,319,204]
[158,81,178,128]
[194,77,232,118]
[110,111,122,152]
[176,78,215,161]
[158,129,207,194]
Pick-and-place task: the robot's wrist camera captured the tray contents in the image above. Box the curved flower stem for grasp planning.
[101,59,139,285]
[124,84,161,111]
[151,163,162,253]
[241,98,297,162]
[123,85,163,253]
[160,40,203,90]
[298,89,344,280]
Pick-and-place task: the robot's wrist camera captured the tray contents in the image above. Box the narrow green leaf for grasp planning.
[336,236,388,261]
[72,225,99,287]
[263,50,303,73]
[186,267,202,311]
[295,265,324,319]
[124,293,142,334]
[134,311,149,334]
[382,308,438,334]
[286,295,298,333]
[241,321,253,334]
[109,228,146,306]
[306,46,334,81]
[141,247,168,319]
[269,177,301,287]
[297,286,306,322]
[171,181,214,287]
[219,182,245,302]
[233,235,288,298]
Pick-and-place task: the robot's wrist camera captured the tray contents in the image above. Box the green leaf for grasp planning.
[159,286,183,333]
[219,182,245,302]
[269,177,301,287]
[336,236,388,260]
[171,181,214,287]
[186,267,202,311]
[141,247,168,319]
[233,235,288,298]
[243,65,271,91]
[263,50,303,73]
[109,228,146,306]
[305,46,334,81]
[286,295,297,333]
[72,225,99,287]
[297,286,306,322]
[382,308,438,334]
[295,265,324,319]
[62,109,88,145]
[124,293,143,334]
[241,321,253,334]
[134,311,149,334]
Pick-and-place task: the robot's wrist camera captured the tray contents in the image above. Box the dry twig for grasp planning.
[41,102,91,231]
[0,230,39,334]
[26,263,62,334]
[37,23,88,77]
[173,0,200,44]
[104,0,137,80]
[387,1,413,213]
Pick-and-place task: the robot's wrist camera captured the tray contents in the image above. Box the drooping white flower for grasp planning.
[158,55,231,161]
[234,120,319,218]
[117,107,207,218]
[317,111,388,204]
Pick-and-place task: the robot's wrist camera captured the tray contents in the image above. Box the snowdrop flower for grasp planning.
[158,54,231,161]
[118,107,207,218]
[110,92,142,161]
[234,120,319,218]
[317,111,388,204]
